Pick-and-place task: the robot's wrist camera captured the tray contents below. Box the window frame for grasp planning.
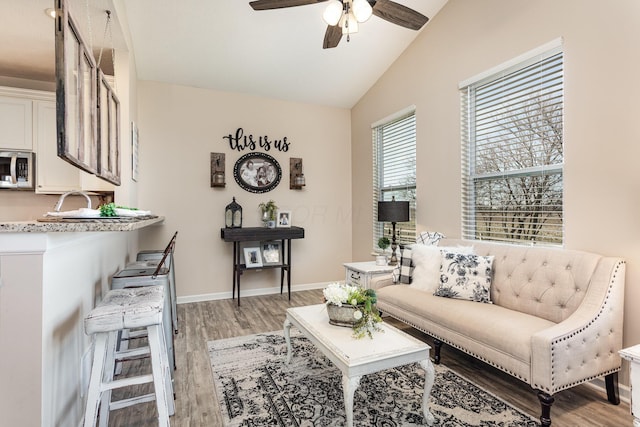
[372,106,417,252]
[460,40,564,245]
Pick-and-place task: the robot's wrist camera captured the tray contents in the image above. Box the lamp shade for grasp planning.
[377,200,409,222]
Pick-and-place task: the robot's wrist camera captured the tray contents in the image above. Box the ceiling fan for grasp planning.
[249,0,429,49]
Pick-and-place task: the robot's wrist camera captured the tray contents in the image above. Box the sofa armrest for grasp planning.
[369,274,395,291]
[531,259,625,394]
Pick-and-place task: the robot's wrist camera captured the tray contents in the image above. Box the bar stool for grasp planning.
[112,264,175,374]
[130,231,178,334]
[83,286,174,427]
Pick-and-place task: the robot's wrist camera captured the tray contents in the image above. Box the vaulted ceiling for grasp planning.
[0,0,448,108]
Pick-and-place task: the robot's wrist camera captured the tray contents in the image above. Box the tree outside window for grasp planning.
[462,49,563,244]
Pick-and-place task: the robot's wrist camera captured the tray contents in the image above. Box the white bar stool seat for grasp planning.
[83,286,174,427]
[129,252,177,334]
[112,266,175,374]
[134,231,178,334]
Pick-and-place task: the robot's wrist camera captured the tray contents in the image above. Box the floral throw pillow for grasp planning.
[434,251,494,303]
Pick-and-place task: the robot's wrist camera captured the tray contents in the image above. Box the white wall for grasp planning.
[351,0,640,380]
[136,81,352,300]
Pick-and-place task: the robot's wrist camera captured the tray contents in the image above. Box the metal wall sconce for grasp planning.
[211,153,225,187]
[290,157,305,189]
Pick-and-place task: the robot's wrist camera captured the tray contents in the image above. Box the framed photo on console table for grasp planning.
[261,241,281,265]
[243,247,263,268]
[277,210,292,228]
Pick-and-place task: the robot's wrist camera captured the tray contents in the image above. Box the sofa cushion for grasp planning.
[440,239,602,323]
[377,285,555,365]
[435,252,494,303]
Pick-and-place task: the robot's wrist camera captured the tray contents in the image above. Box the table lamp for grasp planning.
[377,196,410,265]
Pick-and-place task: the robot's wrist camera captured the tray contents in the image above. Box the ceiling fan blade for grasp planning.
[250,0,328,11]
[323,25,342,49]
[372,0,429,31]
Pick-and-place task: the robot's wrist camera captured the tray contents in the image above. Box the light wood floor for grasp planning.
[108,289,632,426]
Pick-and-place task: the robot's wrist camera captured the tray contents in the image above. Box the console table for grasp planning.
[220,226,305,305]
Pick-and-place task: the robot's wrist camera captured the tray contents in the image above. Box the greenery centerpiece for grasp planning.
[258,199,278,227]
[322,283,383,339]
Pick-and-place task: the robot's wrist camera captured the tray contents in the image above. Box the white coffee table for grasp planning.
[283,304,435,427]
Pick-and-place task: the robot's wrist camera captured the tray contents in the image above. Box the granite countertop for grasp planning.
[0,216,164,233]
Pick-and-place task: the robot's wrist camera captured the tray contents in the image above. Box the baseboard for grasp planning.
[176,281,330,304]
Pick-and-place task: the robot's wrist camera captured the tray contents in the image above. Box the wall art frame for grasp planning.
[55,0,98,175]
[131,121,139,182]
[233,152,281,193]
[96,69,121,185]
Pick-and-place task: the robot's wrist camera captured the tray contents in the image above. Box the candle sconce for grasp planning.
[290,157,305,190]
[211,153,226,187]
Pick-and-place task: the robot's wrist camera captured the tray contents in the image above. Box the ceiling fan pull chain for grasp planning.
[345,1,351,42]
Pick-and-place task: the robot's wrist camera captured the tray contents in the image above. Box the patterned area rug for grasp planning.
[209,331,539,426]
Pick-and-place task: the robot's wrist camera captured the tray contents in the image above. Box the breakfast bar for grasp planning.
[0,216,164,427]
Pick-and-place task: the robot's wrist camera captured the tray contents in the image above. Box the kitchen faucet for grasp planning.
[53,191,92,212]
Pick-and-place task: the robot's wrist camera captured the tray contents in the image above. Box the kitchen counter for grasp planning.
[0,215,164,233]
[0,216,166,426]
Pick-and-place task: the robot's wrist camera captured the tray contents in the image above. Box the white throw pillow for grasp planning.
[435,251,494,303]
[409,245,475,293]
[409,245,441,292]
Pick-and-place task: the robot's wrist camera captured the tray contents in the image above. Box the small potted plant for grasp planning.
[377,236,390,265]
[258,200,278,228]
[322,283,382,339]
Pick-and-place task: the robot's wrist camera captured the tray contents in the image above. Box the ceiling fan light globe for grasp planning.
[323,1,343,26]
[352,0,372,23]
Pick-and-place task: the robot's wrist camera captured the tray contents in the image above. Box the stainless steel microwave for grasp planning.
[0,151,35,190]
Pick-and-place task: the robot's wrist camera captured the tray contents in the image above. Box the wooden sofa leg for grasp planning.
[606,372,620,405]
[433,339,442,364]
[537,391,554,427]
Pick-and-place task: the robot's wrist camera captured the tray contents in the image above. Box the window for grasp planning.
[460,43,563,244]
[372,107,416,250]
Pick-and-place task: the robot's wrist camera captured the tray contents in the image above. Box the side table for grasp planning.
[343,261,395,289]
[220,226,305,305]
[620,345,640,427]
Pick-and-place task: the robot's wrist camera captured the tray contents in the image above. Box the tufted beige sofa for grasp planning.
[371,238,626,427]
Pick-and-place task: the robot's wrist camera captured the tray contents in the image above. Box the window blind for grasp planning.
[461,49,564,244]
[372,111,416,250]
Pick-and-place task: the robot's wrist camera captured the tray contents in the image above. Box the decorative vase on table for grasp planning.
[326,303,363,327]
[322,282,383,339]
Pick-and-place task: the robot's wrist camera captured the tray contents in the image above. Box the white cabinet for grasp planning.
[81,169,116,192]
[0,95,33,150]
[619,345,640,427]
[34,100,82,193]
[32,97,114,194]
[1,86,116,194]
